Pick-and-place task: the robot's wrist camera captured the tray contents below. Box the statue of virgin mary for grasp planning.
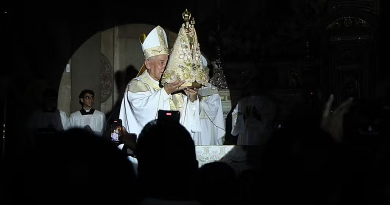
[161,9,209,89]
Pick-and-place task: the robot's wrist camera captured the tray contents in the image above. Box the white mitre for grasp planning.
[141,25,169,60]
[137,25,169,77]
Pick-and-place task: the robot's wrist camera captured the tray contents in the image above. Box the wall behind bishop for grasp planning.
[58,24,179,117]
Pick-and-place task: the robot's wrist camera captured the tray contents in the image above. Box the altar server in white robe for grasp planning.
[119,25,201,138]
[69,89,106,136]
[192,55,225,145]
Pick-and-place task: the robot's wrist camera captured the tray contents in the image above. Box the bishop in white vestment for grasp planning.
[119,25,201,138]
[119,71,201,137]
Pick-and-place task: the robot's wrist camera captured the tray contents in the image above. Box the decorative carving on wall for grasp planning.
[328,0,379,16]
[327,17,370,29]
[323,0,379,104]
[100,53,114,103]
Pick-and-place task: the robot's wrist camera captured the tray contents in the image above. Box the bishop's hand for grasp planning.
[184,87,198,102]
[164,80,185,95]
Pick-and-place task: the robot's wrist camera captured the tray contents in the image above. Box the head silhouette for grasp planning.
[24,128,136,204]
[136,119,198,200]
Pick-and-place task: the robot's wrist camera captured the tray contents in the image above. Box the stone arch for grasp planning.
[58,23,179,117]
[3,3,201,159]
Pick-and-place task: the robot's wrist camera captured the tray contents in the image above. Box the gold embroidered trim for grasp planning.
[161,23,208,86]
[137,72,181,111]
[127,79,150,93]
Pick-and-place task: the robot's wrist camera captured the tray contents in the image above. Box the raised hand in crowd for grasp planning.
[321,94,353,143]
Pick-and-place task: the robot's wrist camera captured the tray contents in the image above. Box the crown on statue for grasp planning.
[161,9,208,88]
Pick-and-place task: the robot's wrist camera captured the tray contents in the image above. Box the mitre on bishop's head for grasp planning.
[137,25,169,77]
[161,9,209,88]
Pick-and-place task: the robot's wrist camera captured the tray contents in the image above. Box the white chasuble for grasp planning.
[119,71,201,137]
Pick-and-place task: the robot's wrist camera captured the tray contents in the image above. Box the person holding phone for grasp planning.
[111,127,120,141]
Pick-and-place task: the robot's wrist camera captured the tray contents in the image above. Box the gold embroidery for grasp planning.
[143,47,169,59]
[127,79,150,93]
[138,72,179,111]
[157,27,168,51]
[172,94,184,112]
[142,26,169,60]
[161,13,208,86]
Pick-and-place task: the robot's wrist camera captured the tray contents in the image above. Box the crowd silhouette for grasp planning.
[2,89,390,205]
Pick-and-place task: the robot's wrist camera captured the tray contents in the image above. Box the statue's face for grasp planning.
[145,54,168,81]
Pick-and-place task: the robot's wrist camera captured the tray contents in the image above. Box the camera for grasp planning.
[158,110,180,122]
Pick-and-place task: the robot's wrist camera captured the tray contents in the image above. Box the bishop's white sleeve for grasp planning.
[180,95,201,133]
[127,88,171,127]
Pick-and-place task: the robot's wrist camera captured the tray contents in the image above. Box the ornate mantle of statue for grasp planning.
[161,9,209,89]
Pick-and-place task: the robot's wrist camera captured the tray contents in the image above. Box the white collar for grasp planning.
[146,71,159,85]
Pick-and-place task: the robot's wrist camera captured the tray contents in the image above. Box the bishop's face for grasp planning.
[145,54,168,81]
